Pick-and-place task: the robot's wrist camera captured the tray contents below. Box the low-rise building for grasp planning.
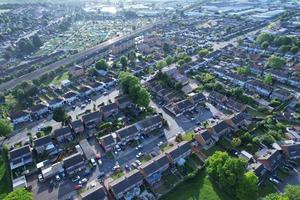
[70,119,84,134]
[136,115,163,134]
[139,154,170,185]
[279,140,300,159]
[116,125,139,144]
[53,127,73,143]
[10,111,31,125]
[41,162,64,180]
[165,141,192,164]
[195,130,215,149]
[63,153,86,176]
[63,91,78,104]
[208,121,232,141]
[208,91,227,105]
[115,96,132,110]
[256,149,283,172]
[80,184,108,200]
[33,135,57,155]
[48,97,64,110]
[99,134,117,152]
[99,103,119,119]
[247,162,268,185]
[109,169,144,200]
[9,145,33,170]
[270,88,291,102]
[30,103,49,118]
[82,111,102,129]
[245,80,273,98]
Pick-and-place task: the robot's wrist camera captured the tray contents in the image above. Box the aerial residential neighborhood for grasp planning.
[0,0,300,200]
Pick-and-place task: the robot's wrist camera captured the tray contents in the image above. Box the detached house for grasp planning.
[10,111,32,125]
[9,145,33,170]
[139,154,170,185]
[165,141,192,164]
[63,153,86,175]
[34,135,57,155]
[82,111,102,129]
[116,125,139,144]
[256,149,283,172]
[53,127,73,143]
[136,115,163,134]
[99,134,117,152]
[99,103,119,119]
[109,169,144,200]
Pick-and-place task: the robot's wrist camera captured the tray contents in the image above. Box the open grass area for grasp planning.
[49,71,70,86]
[161,170,234,200]
[111,171,124,180]
[182,131,195,141]
[0,152,12,199]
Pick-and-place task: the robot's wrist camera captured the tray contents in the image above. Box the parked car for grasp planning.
[136,152,143,158]
[74,184,83,190]
[97,159,102,165]
[269,178,280,184]
[135,160,142,166]
[38,174,44,182]
[90,158,97,167]
[72,176,80,182]
[131,162,138,169]
[79,178,88,185]
[55,175,61,182]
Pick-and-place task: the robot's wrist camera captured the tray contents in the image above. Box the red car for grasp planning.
[74,184,82,190]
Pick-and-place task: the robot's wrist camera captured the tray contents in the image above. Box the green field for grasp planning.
[49,71,70,86]
[0,152,12,199]
[161,170,233,200]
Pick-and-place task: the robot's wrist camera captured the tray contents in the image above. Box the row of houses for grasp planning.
[99,115,163,152]
[213,68,292,101]
[9,79,117,126]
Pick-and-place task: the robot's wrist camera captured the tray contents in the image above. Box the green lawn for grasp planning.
[161,170,234,200]
[182,131,195,141]
[0,152,12,199]
[49,72,70,86]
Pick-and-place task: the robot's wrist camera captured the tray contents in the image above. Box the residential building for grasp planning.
[165,99,195,117]
[99,103,119,119]
[10,111,31,125]
[115,96,132,110]
[139,154,170,185]
[41,162,64,180]
[70,119,84,134]
[30,103,49,118]
[79,139,95,160]
[188,92,206,105]
[208,91,227,105]
[33,135,57,155]
[225,112,248,131]
[195,130,215,149]
[63,91,78,104]
[82,111,102,129]
[80,184,108,200]
[165,141,192,164]
[63,153,86,175]
[99,134,117,152]
[270,88,291,102]
[53,127,73,143]
[109,169,144,200]
[248,162,268,185]
[136,115,163,134]
[48,97,64,110]
[245,80,273,98]
[287,77,300,88]
[9,145,33,170]
[116,125,139,144]
[225,98,246,112]
[79,85,93,97]
[208,121,232,141]
[256,149,283,172]
[280,140,300,159]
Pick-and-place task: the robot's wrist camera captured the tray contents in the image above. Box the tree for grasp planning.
[163,43,171,54]
[4,188,32,200]
[256,32,274,45]
[198,49,209,57]
[128,51,136,63]
[284,185,300,200]
[291,46,299,54]
[236,172,258,200]
[267,55,286,69]
[231,137,242,147]
[95,59,108,70]
[264,74,273,85]
[261,41,269,49]
[31,34,43,49]
[135,87,150,108]
[237,66,250,75]
[118,72,139,94]
[156,60,167,70]
[279,45,291,54]
[0,118,13,138]
[263,193,288,200]
[165,56,173,65]
[120,56,128,68]
[52,107,67,123]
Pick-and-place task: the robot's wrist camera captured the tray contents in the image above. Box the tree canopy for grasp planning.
[52,107,67,123]
[266,55,286,69]
[4,188,32,200]
[264,74,273,85]
[95,59,109,70]
[205,151,257,200]
[118,72,150,107]
[263,185,300,200]
[0,118,12,137]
